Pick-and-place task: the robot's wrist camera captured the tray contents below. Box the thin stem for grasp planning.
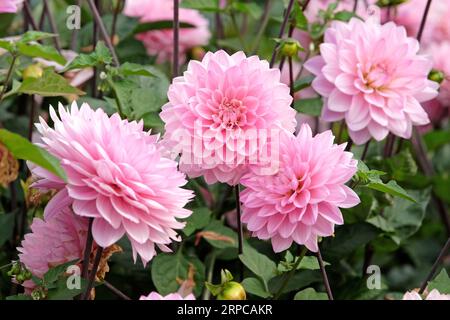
[383,134,395,158]
[202,252,217,300]
[81,218,94,280]
[270,0,296,68]
[71,0,82,50]
[215,12,224,42]
[345,139,353,152]
[173,0,180,78]
[0,55,17,102]
[23,1,39,30]
[104,280,131,300]
[274,246,308,299]
[250,0,274,54]
[419,237,450,294]
[353,0,358,12]
[27,97,35,141]
[87,0,120,66]
[361,140,371,161]
[230,12,246,50]
[288,57,294,102]
[362,244,374,276]
[235,185,244,280]
[317,247,334,300]
[111,0,123,42]
[82,246,104,300]
[0,262,13,270]
[43,0,62,52]
[416,0,433,42]
[337,121,345,144]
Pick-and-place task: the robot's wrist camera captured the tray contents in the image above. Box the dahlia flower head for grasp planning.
[30,102,193,266]
[240,124,360,252]
[0,0,21,13]
[140,292,195,300]
[160,50,296,185]
[402,289,450,300]
[394,0,450,46]
[305,16,438,144]
[17,206,88,292]
[123,0,211,64]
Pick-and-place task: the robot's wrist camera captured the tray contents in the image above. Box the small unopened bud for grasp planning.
[217,282,247,300]
[22,64,43,79]
[428,69,445,84]
[191,47,206,61]
[99,71,107,80]
[280,39,303,57]
[31,287,46,300]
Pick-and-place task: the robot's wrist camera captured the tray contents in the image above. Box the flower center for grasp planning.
[363,63,390,89]
[216,97,246,130]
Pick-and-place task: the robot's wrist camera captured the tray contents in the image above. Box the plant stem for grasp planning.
[173,0,180,78]
[0,55,17,102]
[250,0,274,54]
[288,56,294,103]
[104,280,131,300]
[317,247,334,300]
[361,140,370,161]
[71,0,82,50]
[416,0,433,42]
[345,139,353,152]
[43,0,62,52]
[81,218,94,280]
[269,0,296,68]
[87,0,120,66]
[274,246,308,299]
[111,0,123,42]
[202,252,217,300]
[235,184,244,280]
[82,246,104,300]
[230,12,246,51]
[23,1,39,30]
[362,244,374,276]
[418,237,450,294]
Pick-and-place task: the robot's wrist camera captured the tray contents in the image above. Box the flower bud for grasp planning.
[280,39,302,57]
[217,281,246,300]
[376,0,408,7]
[428,69,445,84]
[22,64,43,79]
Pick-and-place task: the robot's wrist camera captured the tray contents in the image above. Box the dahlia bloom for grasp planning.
[30,102,193,265]
[160,50,296,185]
[0,0,20,13]
[394,0,450,45]
[425,42,450,105]
[123,0,211,64]
[240,124,359,252]
[140,292,195,300]
[402,289,450,300]
[305,17,438,144]
[17,206,88,292]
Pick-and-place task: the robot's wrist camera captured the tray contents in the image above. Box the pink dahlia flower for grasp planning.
[240,124,359,252]
[402,289,450,300]
[160,50,296,185]
[17,206,88,292]
[139,292,195,300]
[425,42,450,105]
[123,0,211,64]
[0,0,20,13]
[31,102,193,265]
[305,17,438,144]
[394,0,450,46]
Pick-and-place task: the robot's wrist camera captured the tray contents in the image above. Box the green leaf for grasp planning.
[17,43,66,65]
[294,288,328,300]
[181,0,221,12]
[424,130,450,151]
[17,68,85,97]
[141,112,164,129]
[294,75,314,92]
[366,180,415,203]
[292,0,308,30]
[298,256,328,270]
[385,149,418,182]
[43,259,80,285]
[6,294,32,300]
[183,207,211,236]
[133,21,196,34]
[434,174,450,205]
[0,129,66,181]
[427,269,450,294]
[118,62,154,77]
[151,252,205,297]
[367,189,431,244]
[19,31,56,43]
[239,244,277,286]
[0,212,15,246]
[46,277,87,300]
[62,41,112,71]
[242,277,271,298]
[333,10,357,22]
[0,39,14,52]
[293,98,323,116]
[201,220,238,249]
[94,41,113,65]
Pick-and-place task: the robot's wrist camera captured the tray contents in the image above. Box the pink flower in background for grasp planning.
[394,0,450,45]
[160,50,296,185]
[17,206,88,292]
[425,42,450,105]
[0,0,20,13]
[304,0,375,22]
[139,292,195,300]
[124,0,210,64]
[240,124,359,252]
[305,17,438,144]
[402,289,450,300]
[30,102,193,266]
